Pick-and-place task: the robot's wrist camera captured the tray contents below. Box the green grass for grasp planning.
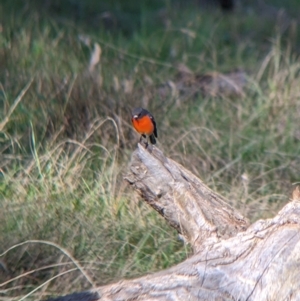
[1,0,300,299]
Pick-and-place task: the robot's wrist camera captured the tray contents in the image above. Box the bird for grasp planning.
[131,107,157,145]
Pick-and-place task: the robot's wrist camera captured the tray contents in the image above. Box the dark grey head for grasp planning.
[132,107,147,119]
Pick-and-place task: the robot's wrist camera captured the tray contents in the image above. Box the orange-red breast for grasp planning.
[131,107,157,144]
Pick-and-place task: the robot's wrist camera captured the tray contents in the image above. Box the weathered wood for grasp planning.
[125,144,248,252]
[47,144,300,301]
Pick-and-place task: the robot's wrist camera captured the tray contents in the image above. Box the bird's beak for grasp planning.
[133,115,138,119]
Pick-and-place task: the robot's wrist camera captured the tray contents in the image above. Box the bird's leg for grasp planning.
[139,134,146,143]
[144,136,154,152]
[140,135,149,148]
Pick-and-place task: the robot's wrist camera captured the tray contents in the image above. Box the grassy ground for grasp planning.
[1,0,300,300]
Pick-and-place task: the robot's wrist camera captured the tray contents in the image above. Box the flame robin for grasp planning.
[131,107,157,145]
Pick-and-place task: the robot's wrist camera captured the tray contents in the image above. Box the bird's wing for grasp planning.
[150,116,157,138]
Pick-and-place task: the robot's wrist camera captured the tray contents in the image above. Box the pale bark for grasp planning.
[125,144,248,253]
[47,144,300,301]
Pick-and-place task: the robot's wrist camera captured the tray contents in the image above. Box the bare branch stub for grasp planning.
[125,144,249,252]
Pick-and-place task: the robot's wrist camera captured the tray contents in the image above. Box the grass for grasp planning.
[1,0,300,299]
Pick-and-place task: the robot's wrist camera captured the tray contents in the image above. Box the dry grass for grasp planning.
[1,0,300,299]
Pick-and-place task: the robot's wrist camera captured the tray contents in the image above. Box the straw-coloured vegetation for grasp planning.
[1,0,300,299]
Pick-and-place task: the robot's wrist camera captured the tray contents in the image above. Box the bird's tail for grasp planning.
[150,134,156,144]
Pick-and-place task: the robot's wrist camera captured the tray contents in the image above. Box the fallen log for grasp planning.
[47,144,300,301]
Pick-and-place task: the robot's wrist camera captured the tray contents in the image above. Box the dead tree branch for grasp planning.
[125,144,248,252]
[47,144,300,301]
